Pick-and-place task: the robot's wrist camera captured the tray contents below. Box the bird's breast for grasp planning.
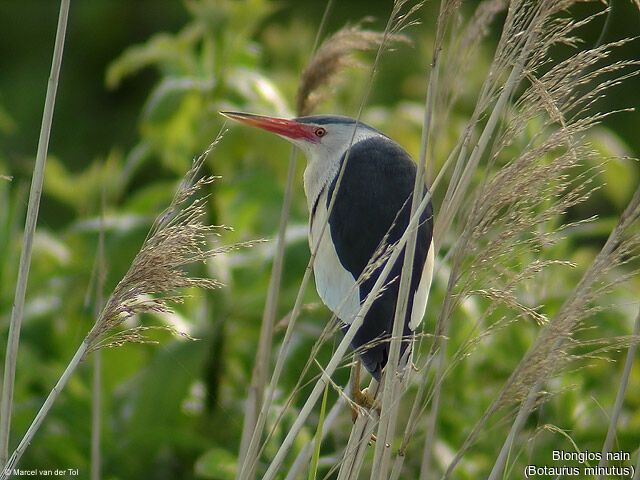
[309,188,361,324]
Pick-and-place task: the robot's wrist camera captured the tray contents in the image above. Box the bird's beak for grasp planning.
[220,111,318,142]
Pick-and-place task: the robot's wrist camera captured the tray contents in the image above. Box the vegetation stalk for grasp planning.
[0,0,71,467]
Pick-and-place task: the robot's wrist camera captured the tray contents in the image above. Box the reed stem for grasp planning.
[0,341,89,479]
[597,305,640,476]
[0,0,71,467]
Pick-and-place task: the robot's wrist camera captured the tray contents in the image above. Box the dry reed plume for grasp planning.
[228,1,640,479]
[253,1,640,480]
[236,7,428,479]
[296,24,410,116]
[86,136,237,352]
[1,132,257,477]
[414,1,640,477]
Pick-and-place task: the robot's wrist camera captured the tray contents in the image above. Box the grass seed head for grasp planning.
[296,24,409,116]
[86,133,257,352]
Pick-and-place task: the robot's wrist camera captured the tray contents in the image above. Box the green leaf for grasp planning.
[0,102,16,134]
[194,447,237,480]
[106,24,202,89]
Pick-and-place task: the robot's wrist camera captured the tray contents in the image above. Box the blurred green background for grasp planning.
[0,1,639,479]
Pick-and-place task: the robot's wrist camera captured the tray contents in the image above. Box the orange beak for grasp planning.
[220,111,318,142]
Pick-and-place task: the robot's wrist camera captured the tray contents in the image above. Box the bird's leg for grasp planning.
[349,359,381,422]
[349,359,362,423]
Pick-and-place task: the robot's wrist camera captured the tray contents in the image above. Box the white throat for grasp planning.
[302,153,339,212]
[300,127,380,213]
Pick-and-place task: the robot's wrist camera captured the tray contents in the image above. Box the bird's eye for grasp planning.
[314,127,326,137]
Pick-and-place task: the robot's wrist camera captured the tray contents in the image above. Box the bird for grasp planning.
[221,111,434,388]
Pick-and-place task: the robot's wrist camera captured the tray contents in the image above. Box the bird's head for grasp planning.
[221,111,386,208]
[220,111,382,163]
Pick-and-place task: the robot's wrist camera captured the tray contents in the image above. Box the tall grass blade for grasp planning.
[236,148,297,479]
[285,396,345,480]
[240,8,413,479]
[308,377,329,480]
[487,379,543,480]
[0,136,240,476]
[0,0,71,467]
[598,305,640,475]
[444,183,640,478]
[90,189,106,480]
[235,4,335,476]
[0,341,89,479]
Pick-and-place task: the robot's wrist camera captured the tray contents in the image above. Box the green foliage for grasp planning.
[0,0,639,479]
[195,447,237,479]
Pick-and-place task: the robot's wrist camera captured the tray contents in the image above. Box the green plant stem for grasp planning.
[420,226,469,480]
[261,187,434,480]
[371,1,445,475]
[0,340,89,480]
[392,349,438,478]
[0,0,70,467]
[90,352,101,480]
[236,4,334,476]
[419,329,448,480]
[487,379,543,480]
[597,305,640,476]
[236,148,297,478]
[308,379,329,480]
[90,190,106,480]
[444,183,640,479]
[236,264,314,480]
[285,396,345,480]
[337,378,379,480]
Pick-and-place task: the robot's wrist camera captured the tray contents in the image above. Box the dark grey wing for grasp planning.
[326,137,434,379]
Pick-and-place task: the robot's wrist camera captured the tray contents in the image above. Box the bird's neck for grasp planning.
[302,130,381,212]
[303,155,341,213]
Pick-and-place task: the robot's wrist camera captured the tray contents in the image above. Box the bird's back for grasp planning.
[311,136,434,380]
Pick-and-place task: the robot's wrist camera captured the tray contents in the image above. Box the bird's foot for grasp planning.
[350,387,381,423]
[350,387,380,443]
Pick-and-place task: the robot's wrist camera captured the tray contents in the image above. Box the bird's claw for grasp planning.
[350,387,381,423]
